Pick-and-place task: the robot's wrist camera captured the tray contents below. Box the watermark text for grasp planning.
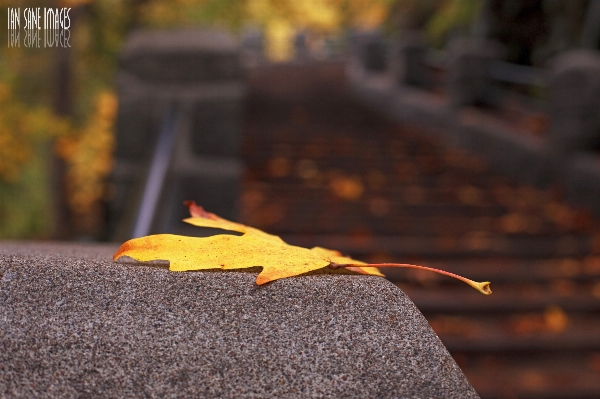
[7,7,71,48]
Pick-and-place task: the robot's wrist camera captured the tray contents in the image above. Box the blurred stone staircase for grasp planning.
[240,62,600,399]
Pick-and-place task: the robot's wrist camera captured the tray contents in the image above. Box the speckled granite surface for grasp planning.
[0,242,479,398]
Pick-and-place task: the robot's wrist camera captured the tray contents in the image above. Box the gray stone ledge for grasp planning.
[0,242,478,399]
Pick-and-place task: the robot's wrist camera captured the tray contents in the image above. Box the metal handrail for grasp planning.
[131,105,180,238]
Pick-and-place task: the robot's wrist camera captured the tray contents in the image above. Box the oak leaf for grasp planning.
[113,202,491,294]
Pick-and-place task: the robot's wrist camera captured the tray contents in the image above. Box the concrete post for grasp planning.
[352,30,388,73]
[392,31,430,88]
[548,50,600,156]
[447,38,502,107]
[241,29,264,67]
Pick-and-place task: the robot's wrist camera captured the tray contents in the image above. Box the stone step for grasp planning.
[399,285,600,313]
[459,353,600,399]
[248,185,503,206]
[427,314,600,353]
[384,257,600,283]
[242,175,510,196]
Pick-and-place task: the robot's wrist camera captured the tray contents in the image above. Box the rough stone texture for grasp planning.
[0,242,479,399]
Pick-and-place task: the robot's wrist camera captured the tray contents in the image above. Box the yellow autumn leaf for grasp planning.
[114,233,333,285]
[183,201,383,279]
[113,202,491,294]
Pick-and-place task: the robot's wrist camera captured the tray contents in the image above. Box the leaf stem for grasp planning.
[330,262,492,295]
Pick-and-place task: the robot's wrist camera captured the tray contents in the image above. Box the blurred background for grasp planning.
[3,0,600,397]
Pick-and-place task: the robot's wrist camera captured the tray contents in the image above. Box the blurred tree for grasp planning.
[0,79,69,238]
[138,0,395,60]
[479,0,549,65]
[427,0,481,45]
[387,0,482,46]
[0,0,119,239]
[473,0,594,66]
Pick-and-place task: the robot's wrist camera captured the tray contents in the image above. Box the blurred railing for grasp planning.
[347,30,600,218]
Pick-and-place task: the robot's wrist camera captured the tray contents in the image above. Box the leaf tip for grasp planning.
[256,271,278,285]
[470,281,492,295]
[113,240,133,261]
[184,200,219,220]
[255,275,269,285]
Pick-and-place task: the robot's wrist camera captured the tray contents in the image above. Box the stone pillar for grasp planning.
[294,31,310,61]
[548,50,600,156]
[392,31,430,88]
[352,30,389,73]
[109,29,245,240]
[241,29,264,67]
[447,38,501,107]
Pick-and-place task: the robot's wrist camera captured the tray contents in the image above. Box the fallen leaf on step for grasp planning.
[114,201,491,294]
